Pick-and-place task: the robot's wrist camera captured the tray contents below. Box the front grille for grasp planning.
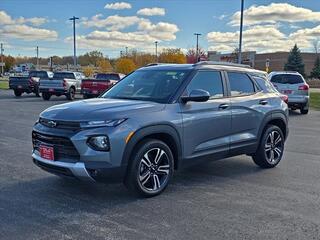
[39,118,81,131]
[32,131,80,161]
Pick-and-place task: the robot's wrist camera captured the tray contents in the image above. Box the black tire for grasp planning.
[34,87,40,97]
[42,92,51,101]
[66,87,75,100]
[124,139,174,197]
[83,94,88,99]
[14,90,22,97]
[300,108,309,115]
[252,125,285,168]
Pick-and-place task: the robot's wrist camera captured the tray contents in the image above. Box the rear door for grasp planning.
[226,72,268,153]
[180,70,231,161]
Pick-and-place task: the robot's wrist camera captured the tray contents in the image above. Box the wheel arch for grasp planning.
[122,124,182,171]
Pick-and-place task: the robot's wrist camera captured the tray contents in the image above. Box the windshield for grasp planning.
[270,74,304,84]
[102,70,190,103]
[29,71,48,78]
[53,72,75,79]
[96,73,119,80]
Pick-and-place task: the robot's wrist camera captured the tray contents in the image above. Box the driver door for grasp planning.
[180,70,231,163]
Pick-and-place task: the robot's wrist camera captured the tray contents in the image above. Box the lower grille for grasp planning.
[33,159,74,177]
[32,131,80,161]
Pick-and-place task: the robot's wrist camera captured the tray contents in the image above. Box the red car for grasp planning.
[81,73,125,98]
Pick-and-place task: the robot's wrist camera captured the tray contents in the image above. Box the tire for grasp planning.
[252,125,285,168]
[83,94,88,99]
[34,87,40,97]
[124,139,174,197]
[42,92,51,101]
[300,108,309,115]
[14,90,22,97]
[66,87,75,100]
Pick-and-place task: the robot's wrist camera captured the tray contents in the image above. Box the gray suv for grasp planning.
[32,62,289,197]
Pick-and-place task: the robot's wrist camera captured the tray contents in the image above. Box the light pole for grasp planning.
[69,16,79,67]
[1,43,4,75]
[36,46,39,70]
[155,41,158,62]
[238,0,244,64]
[194,33,202,63]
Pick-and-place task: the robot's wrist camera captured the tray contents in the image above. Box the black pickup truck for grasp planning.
[9,71,53,97]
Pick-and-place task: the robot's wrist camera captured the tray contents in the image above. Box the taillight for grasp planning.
[280,95,288,104]
[63,79,67,89]
[298,84,309,91]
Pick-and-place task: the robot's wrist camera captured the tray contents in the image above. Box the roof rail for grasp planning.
[145,63,167,67]
[194,61,252,69]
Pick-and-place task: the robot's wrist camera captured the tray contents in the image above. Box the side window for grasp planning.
[228,72,255,96]
[253,76,277,93]
[186,71,224,98]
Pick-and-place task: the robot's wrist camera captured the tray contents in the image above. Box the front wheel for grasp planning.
[125,139,174,197]
[252,125,285,168]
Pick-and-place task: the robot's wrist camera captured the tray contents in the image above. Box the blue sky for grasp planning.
[1,0,320,58]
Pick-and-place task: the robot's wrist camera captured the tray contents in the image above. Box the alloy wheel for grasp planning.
[264,130,283,164]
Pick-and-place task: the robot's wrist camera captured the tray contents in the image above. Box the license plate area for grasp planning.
[282,90,292,94]
[92,90,98,94]
[39,145,55,161]
[49,88,54,92]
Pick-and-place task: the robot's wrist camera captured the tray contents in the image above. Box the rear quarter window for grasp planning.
[253,76,277,93]
[270,74,304,84]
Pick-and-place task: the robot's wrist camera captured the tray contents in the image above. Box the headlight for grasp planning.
[80,119,126,128]
[87,136,110,151]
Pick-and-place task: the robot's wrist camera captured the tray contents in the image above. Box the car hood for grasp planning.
[40,98,164,121]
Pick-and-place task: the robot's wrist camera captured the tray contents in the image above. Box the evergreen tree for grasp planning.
[284,44,305,76]
[310,56,320,78]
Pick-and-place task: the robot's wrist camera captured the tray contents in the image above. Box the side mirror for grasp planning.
[181,89,210,103]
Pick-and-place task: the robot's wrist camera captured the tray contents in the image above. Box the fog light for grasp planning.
[87,136,110,151]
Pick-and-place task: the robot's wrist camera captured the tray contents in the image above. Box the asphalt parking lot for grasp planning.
[0,90,320,240]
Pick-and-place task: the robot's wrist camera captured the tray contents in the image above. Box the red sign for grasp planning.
[40,145,54,161]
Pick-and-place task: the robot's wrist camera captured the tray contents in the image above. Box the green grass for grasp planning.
[310,92,320,110]
[0,81,8,90]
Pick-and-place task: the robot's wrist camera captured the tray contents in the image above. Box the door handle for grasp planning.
[218,103,229,109]
[259,100,268,105]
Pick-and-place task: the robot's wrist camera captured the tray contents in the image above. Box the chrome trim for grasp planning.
[32,152,95,182]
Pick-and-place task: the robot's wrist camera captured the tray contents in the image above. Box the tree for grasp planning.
[158,48,186,64]
[186,48,207,63]
[115,58,136,74]
[97,58,113,73]
[3,55,15,72]
[78,51,104,66]
[284,44,305,76]
[310,56,320,79]
[83,66,95,77]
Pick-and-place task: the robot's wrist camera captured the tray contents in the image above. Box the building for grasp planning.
[207,51,319,76]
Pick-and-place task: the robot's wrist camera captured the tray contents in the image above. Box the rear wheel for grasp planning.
[34,87,40,97]
[42,92,51,100]
[300,108,309,114]
[14,90,22,97]
[83,94,88,99]
[125,139,174,197]
[66,87,75,100]
[252,125,284,168]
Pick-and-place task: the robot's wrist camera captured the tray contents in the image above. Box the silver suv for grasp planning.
[269,71,309,114]
[32,62,289,197]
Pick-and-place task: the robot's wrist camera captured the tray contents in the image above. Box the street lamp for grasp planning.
[69,16,79,67]
[238,0,244,64]
[194,33,202,63]
[155,41,158,62]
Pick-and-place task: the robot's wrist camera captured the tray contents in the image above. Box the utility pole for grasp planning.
[0,43,4,75]
[238,0,244,64]
[36,46,39,70]
[125,46,128,56]
[155,41,158,62]
[194,33,202,63]
[69,16,79,67]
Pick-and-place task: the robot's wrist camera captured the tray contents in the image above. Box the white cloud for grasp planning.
[104,2,131,10]
[137,7,165,16]
[138,21,179,41]
[230,3,320,26]
[0,10,48,26]
[207,25,313,53]
[82,14,144,30]
[0,24,58,41]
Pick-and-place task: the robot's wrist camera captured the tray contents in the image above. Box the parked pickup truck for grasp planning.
[81,73,125,98]
[39,71,85,101]
[9,71,53,97]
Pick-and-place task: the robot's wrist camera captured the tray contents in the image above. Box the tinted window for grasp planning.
[228,72,255,96]
[187,71,223,98]
[270,74,304,84]
[29,71,48,78]
[253,76,277,93]
[96,73,120,81]
[53,72,75,79]
[103,70,190,103]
